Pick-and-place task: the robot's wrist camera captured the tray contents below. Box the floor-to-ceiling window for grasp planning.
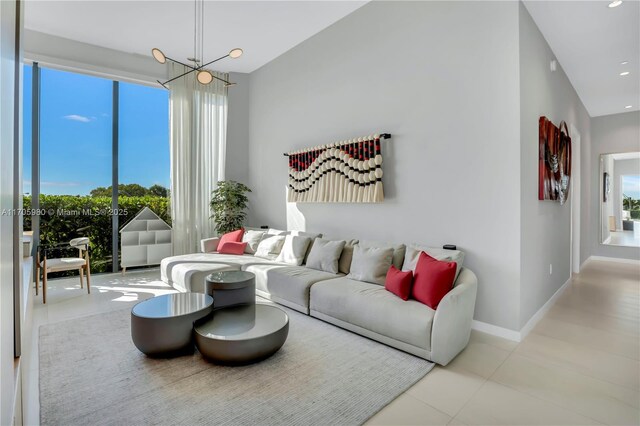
[24,64,170,274]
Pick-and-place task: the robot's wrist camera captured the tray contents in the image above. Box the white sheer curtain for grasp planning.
[170,64,228,255]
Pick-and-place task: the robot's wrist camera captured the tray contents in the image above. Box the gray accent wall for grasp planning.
[246,1,523,330]
[589,111,640,261]
[226,72,250,185]
[518,4,592,328]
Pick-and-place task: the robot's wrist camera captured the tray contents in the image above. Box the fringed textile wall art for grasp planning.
[538,117,572,205]
[285,134,390,203]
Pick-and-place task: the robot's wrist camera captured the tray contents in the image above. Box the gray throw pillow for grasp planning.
[347,245,394,285]
[358,240,406,269]
[305,238,345,274]
[276,235,312,266]
[254,235,286,260]
[242,230,265,254]
[289,230,323,264]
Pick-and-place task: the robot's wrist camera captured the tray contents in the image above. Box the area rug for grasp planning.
[40,304,433,426]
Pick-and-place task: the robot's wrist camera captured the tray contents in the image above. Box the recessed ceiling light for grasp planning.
[620,61,629,65]
[608,0,622,8]
[625,105,633,109]
[620,71,630,76]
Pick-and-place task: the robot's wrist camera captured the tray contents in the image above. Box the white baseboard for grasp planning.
[587,255,640,265]
[471,320,521,342]
[472,276,572,343]
[518,276,571,341]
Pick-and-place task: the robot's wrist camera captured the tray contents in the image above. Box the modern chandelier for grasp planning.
[151,0,243,89]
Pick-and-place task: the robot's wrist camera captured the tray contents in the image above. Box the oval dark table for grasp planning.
[194,303,289,365]
[131,292,213,357]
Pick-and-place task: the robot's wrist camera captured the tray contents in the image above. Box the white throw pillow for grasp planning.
[254,235,286,260]
[402,245,465,281]
[276,235,312,266]
[242,230,265,254]
[347,245,394,285]
[305,238,345,274]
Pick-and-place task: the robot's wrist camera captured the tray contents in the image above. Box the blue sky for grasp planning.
[622,175,640,200]
[24,65,169,196]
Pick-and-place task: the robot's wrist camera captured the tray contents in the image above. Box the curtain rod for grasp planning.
[283,133,391,156]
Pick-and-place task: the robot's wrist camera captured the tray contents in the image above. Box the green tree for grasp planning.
[89,183,157,198]
[148,184,169,197]
[209,181,251,234]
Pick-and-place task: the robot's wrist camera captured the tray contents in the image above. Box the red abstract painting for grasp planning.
[539,116,572,204]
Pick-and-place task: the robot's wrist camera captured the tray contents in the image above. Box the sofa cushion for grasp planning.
[347,245,394,285]
[305,238,346,274]
[242,230,265,254]
[402,245,465,282]
[160,253,279,285]
[358,240,406,269]
[385,265,413,300]
[412,252,456,309]
[267,228,288,236]
[310,277,435,351]
[338,239,359,274]
[255,235,286,260]
[276,235,312,266]
[243,264,340,313]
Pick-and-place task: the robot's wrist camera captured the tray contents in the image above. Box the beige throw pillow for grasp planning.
[276,235,312,266]
[305,238,345,274]
[242,230,265,254]
[254,235,286,260]
[347,245,394,285]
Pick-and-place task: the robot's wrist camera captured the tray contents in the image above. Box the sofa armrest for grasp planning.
[200,237,220,253]
[430,267,477,366]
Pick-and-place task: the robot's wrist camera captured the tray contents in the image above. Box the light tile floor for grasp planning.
[23,261,639,425]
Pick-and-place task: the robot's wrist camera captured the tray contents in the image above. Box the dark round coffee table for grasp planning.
[131,292,214,357]
[205,270,256,308]
[194,303,289,365]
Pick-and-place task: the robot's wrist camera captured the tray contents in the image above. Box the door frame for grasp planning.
[570,123,581,275]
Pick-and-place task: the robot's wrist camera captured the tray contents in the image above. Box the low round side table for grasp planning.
[131,292,213,357]
[194,303,289,365]
[205,271,256,309]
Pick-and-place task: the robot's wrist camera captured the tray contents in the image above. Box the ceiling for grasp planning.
[25,1,639,116]
[524,0,639,117]
[24,1,367,74]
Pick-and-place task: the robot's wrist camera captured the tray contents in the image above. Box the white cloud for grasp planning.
[63,114,92,123]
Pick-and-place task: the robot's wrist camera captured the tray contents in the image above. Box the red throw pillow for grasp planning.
[218,229,244,249]
[411,252,456,309]
[218,241,247,255]
[385,265,413,300]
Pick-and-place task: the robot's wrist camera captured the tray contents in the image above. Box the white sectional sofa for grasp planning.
[159,230,477,366]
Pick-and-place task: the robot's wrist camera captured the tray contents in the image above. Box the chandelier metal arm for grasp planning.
[158,53,233,88]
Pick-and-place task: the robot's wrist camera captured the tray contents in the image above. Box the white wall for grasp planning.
[246,1,523,330]
[518,4,592,328]
[601,155,615,241]
[589,111,640,260]
[226,72,250,185]
[0,1,19,423]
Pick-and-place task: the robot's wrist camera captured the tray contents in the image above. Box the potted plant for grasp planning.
[209,181,252,234]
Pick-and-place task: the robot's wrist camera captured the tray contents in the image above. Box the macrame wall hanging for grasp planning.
[285,133,391,203]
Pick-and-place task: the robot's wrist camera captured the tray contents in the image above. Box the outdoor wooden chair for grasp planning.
[36,237,91,304]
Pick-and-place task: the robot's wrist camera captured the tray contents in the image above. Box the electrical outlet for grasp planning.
[549,263,553,275]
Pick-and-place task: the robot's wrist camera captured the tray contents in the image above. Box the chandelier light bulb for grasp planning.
[151,48,166,64]
[197,70,213,85]
[229,48,243,59]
